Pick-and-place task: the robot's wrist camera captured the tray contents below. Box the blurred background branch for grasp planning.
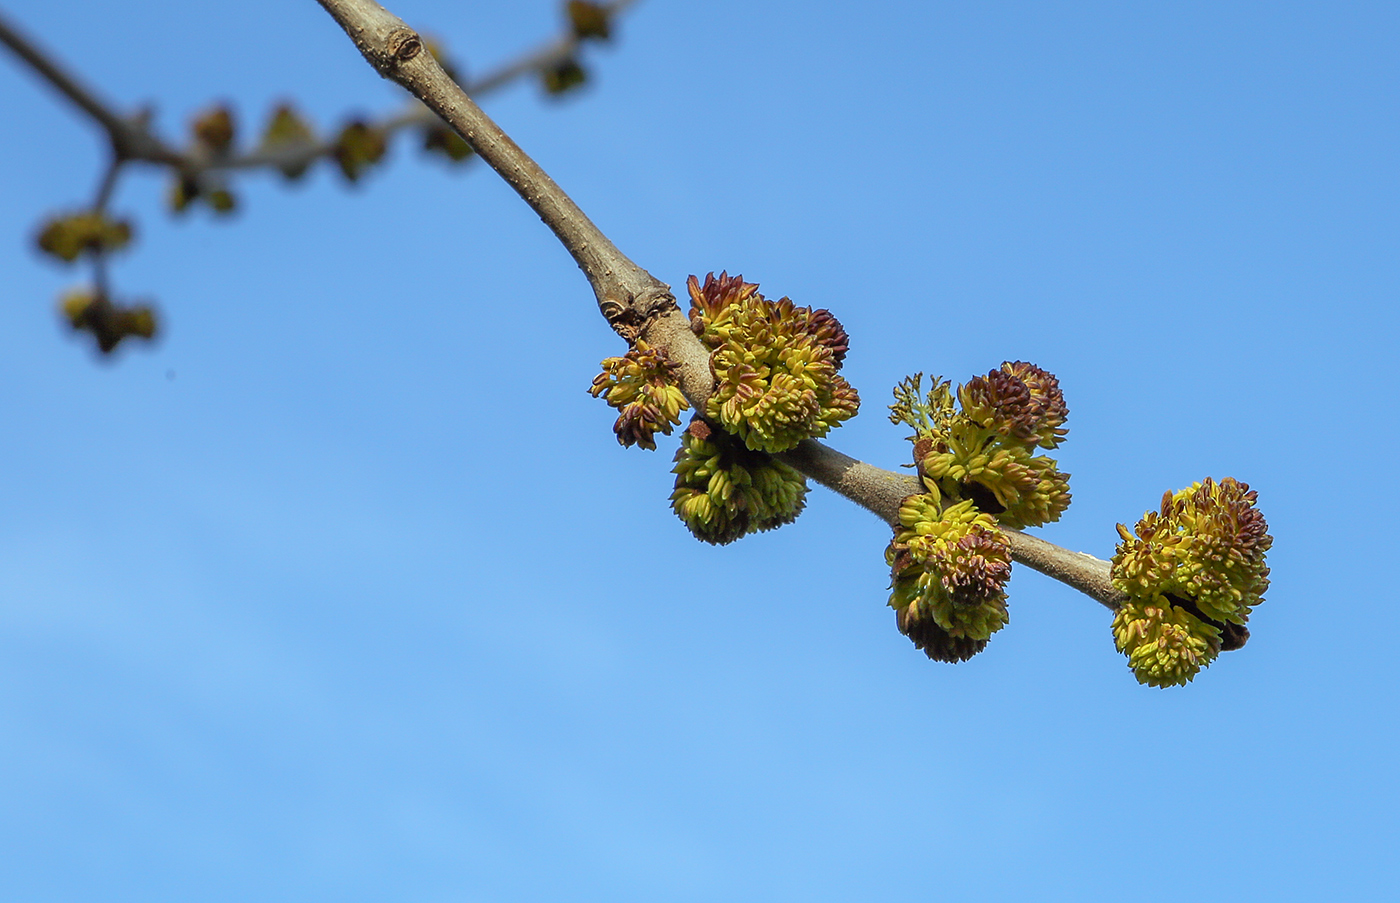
[0,1,640,354]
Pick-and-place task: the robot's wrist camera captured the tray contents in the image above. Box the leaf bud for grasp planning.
[58,288,158,354]
[35,211,133,263]
[542,58,588,95]
[190,104,236,156]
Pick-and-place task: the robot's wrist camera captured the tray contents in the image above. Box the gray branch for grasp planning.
[318,0,672,322]
[0,9,181,165]
[317,0,1125,611]
[2,2,641,180]
[777,440,1123,610]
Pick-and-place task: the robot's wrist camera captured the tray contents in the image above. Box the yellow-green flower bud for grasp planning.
[1111,596,1221,687]
[169,176,199,213]
[1110,477,1271,686]
[687,272,760,345]
[35,211,133,263]
[892,365,1071,529]
[670,419,807,544]
[886,497,1012,651]
[567,1,612,40]
[688,272,859,454]
[333,120,388,183]
[959,362,1068,451]
[1112,478,1271,627]
[588,340,689,450]
[259,103,317,180]
[58,289,158,354]
[190,105,236,156]
[542,58,588,95]
[917,419,1070,529]
[166,176,237,215]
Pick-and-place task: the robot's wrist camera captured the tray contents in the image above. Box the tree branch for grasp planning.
[6,0,650,357]
[2,2,641,180]
[0,8,180,164]
[315,0,1125,612]
[777,440,1123,610]
[466,0,642,96]
[315,0,674,325]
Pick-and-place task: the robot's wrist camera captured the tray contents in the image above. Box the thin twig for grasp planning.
[93,158,122,211]
[777,439,1123,609]
[316,0,674,321]
[468,0,642,95]
[0,9,181,165]
[0,11,133,145]
[222,0,644,175]
[1,2,640,178]
[313,0,1127,612]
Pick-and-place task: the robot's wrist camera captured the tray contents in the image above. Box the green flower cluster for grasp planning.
[670,418,808,545]
[35,212,133,263]
[890,363,1071,530]
[170,106,242,213]
[259,104,319,180]
[59,289,157,354]
[588,340,689,450]
[333,120,388,183]
[688,272,859,454]
[886,495,1012,661]
[1111,599,1221,689]
[190,105,236,156]
[1110,477,1272,687]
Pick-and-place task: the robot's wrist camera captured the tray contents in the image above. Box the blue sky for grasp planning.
[2,1,1397,900]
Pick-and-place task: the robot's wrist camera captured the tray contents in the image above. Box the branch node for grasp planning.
[602,285,677,343]
[388,28,422,65]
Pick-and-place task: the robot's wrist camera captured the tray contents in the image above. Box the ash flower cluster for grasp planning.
[886,496,1012,662]
[588,340,689,450]
[1110,477,1272,687]
[36,211,133,263]
[59,289,157,354]
[883,362,1071,662]
[1111,598,1221,689]
[670,418,807,545]
[890,363,1071,530]
[687,272,859,454]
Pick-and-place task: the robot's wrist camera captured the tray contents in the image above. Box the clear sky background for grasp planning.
[2,1,1396,900]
